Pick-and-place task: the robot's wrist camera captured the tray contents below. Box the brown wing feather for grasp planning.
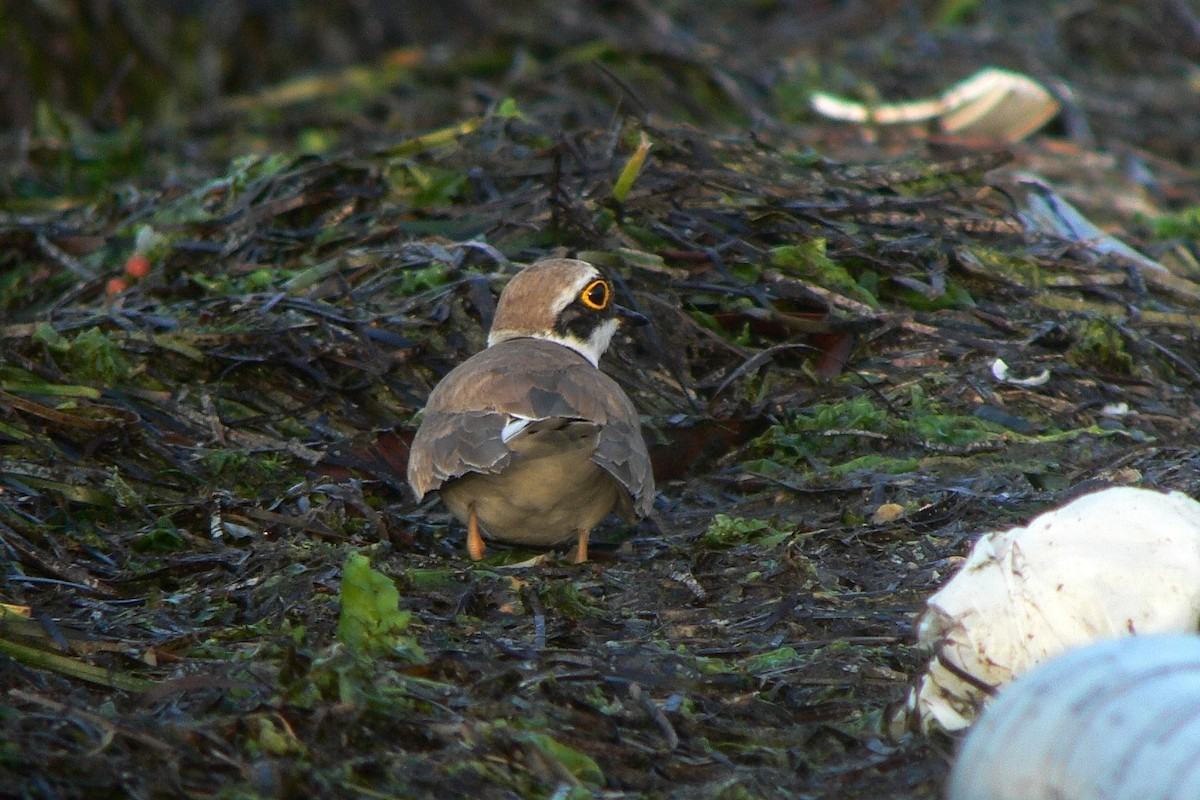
[406,339,654,513]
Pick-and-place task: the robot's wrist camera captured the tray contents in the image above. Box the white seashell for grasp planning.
[903,486,1200,731]
[990,357,1050,386]
[810,68,1060,142]
[947,634,1200,800]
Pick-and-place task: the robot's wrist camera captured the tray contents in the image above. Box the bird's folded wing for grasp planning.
[408,408,511,498]
[591,414,656,517]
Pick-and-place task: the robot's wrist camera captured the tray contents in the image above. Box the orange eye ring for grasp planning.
[580,279,610,310]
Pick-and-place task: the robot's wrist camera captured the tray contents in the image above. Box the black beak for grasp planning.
[615,304,649,327]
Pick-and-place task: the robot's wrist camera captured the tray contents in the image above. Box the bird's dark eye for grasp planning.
[580,279,610,311]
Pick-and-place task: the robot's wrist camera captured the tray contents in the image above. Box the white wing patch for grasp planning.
[500,415,538,443]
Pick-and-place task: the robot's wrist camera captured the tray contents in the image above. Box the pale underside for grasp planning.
[439,418,625,545]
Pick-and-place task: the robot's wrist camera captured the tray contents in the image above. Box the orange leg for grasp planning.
[570,529,589,564]
[466,505,486,561]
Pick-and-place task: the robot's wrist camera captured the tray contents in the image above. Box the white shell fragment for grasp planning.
[811,68,1060,142]
[990,357,1050,387]
[948,634,1200,800]
[905,486,1200,732]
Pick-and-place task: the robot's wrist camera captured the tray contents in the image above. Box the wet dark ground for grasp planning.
[3,2,1200,797]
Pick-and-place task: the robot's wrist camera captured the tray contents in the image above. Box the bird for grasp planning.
[406,258,655,563]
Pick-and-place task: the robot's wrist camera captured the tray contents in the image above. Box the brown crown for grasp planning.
[489,258,597,337]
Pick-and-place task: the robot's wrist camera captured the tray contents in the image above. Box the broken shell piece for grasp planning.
[947,634,1200,800]
[811,68,1060,143]
[1007,173,1169,274]
[871,502,905,524]
[903,486,1200,732]
[990,357,1050,387]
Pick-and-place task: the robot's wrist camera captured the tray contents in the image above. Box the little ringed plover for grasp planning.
[406,258,655,563]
